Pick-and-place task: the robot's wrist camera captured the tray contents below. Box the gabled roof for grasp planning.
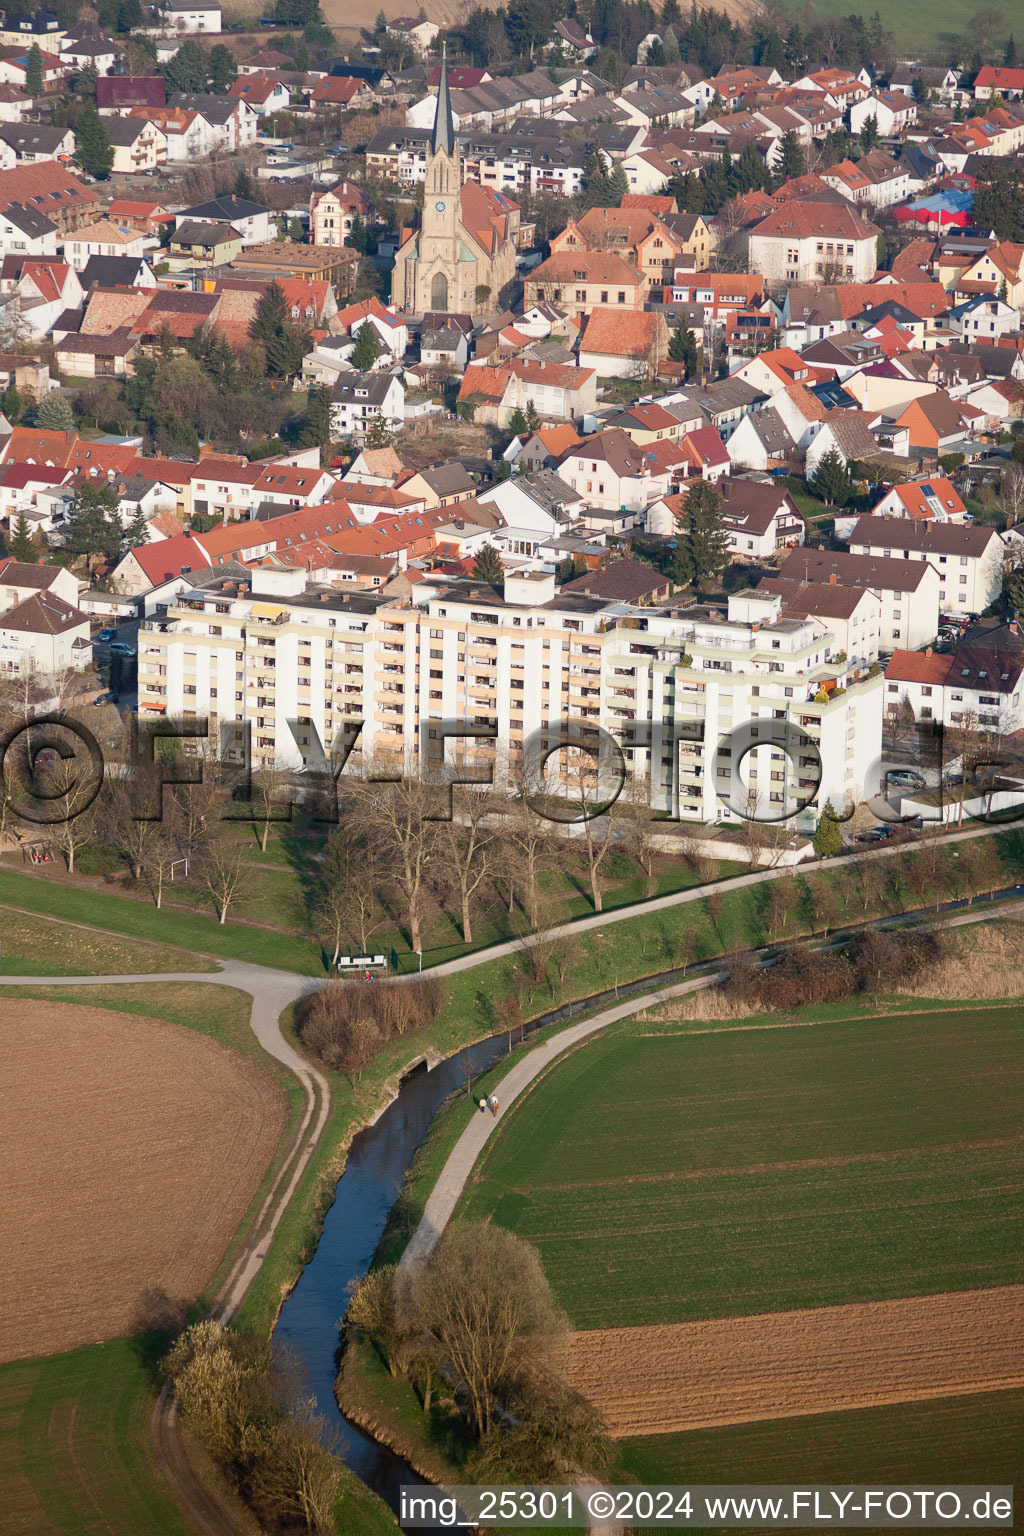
[849,514,995,557]
[579,307,661,358]
[0,590,85,636]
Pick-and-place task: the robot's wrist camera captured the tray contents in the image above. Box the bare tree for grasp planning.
[439,786,495,945]
[999,462,1024,526]
[406,1222,569,1439]
[247,759,292,854]
[617,771,659,895]
[197,832,251,924]
[354,773,442,954]
[555,744,623,914]
[498,772,556,930]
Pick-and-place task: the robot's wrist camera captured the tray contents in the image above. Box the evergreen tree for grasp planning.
[672,480,730,587]
[61,484,122,572]
[374,8,387,34]
[507,406,529,437]
[580,145,609,208]
[668,318,697,373]
[660,27,681,64]
[73,103,113,179]
[606,163,629,205]
[208,43,237,92]
[234,167,255,201]
[249,280,308,378]
[661,0,681,23]
[1,382,22,422]
[809,448,851,506]
[123,503,150,548]
[117,0,144,29]
[163,39,208,95]
[24,42,43,96]
[347,212,369,254]
[858,113,880,152]
[777,129,805,183]
[525,399,541,432]
[73,63,99,98]
[812,798,843,857]
[364,413,395,450]
[472,543,503,583]
[757,28,785,70]
[9,514,37,563]
[301,383,333,462]
[350,320,380,371]
[36,392,75,431]
[1005,34,1017,66]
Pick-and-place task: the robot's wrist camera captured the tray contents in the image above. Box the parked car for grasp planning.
[108,642,136,656]
[888,770,925,788]
[855,829,887,843]
[96,628,117,643]
[93,692,119,707]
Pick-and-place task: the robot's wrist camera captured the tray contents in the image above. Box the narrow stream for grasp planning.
[273,1030,512,1507]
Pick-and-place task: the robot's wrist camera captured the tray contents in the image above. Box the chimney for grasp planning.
[829,572,837,584]
[926,647,933,657]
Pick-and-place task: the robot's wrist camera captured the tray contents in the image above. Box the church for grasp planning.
[392,53,520,315]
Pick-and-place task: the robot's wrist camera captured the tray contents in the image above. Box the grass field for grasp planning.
[458,1004,1024,1329]
[619,1388,1024,1494]
[779,0,966,53]
[0,905,218,975]
[0,1339,200,1536]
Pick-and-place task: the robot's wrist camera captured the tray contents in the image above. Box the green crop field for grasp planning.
[780,0,967,54]
[620,1389,1024,1502]
[0,1339,198,1536]
[459,1006,1024,1328]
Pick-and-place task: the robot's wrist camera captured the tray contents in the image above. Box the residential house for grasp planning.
[716,477,806,559]
[63,221,145,272]
[0,161,99,234]
[127,106,209,161]
[386,16,440,53]
[310,180,374,248]
[557,427,666,513]
[104,115,166,175]
[578,308,668,380]
[160,0,222,32]
[849,90,917,137]
[884,646,1024,733]
[330,371,405,440]
[973,65,1024,100]
[476,468,583,533]
[870,477,969,524]
[524,251,647,320]
[169,220,243,266]
[0,588,90,673]
[848,515,1003,615]
[748,200,881,285]
[96,76,166,114]
[174,193,273,246]
[725,407,796,472]
[227,75,290,116]
[167,93,257,151]
[0,121,73,163]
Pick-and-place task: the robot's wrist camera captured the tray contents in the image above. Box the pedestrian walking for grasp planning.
[478,1097,487,1114]
[488,1093,499,1118]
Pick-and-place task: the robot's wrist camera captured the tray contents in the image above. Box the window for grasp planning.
[617,291,625,303]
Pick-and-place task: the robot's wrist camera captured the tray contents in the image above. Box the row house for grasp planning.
[778,546,940,652]
[524,251,648,320]
[885,646,1024,734]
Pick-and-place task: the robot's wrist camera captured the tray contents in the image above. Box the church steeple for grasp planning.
[432,43,455,157]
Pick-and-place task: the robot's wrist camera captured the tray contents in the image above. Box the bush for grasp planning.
[725,930,945,1014]
[295,976,443,1078]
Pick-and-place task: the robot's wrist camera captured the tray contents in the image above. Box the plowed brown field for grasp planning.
[568,1287,1024,1437]
[0,999,287,1362]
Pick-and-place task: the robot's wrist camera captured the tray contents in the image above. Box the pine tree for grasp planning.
[606,164,629,205]
[301,383,333,463]
[249,280,308,378]
[36,392,75,431]
[660,27,681,64]
[9,514,37,562]
[234,167,255,201]
[350,321,380,371]
[809,448,851,506]
[24,42,43,97]
[672,480,730,587]
[859,113,880,152]
[123,503,150,548]
[73,102,114,179]
[525,399,541,431]
[507,406,529,437]
[364,413,395,450]
[472,543,503,583]
[668,319,697,373]
[758,28,785,71]
[1005,34,1017,66]
[812,798,843,857]
[777,129,805,184]
[209,43,237,92]
[347,212,369,254]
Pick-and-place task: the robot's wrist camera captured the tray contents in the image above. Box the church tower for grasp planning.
[417,46,461,312]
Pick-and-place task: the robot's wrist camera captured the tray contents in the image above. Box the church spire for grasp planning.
[432,42,455,157]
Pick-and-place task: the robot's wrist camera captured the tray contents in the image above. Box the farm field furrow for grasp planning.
[0,999,288,1362]
[568,1286,1024,1436]
[459,1008,1024,1329]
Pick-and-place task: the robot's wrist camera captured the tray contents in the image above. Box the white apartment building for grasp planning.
[848,516,1003,616]
[137,570,882,832]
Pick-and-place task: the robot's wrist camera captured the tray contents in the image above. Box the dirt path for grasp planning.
[567,1287,1024,1437]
